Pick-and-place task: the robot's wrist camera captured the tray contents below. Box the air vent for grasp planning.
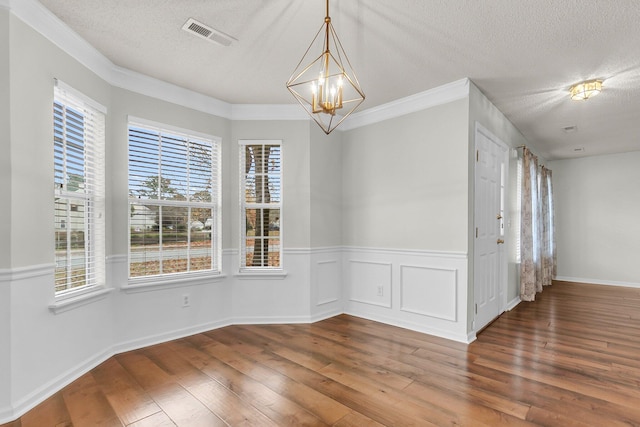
[182,18,237,47]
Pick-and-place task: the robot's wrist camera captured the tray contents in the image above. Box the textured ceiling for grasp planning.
[37,0,640,160]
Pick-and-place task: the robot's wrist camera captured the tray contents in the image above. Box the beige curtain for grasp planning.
[520,148,555,301]
[540,166,554,288]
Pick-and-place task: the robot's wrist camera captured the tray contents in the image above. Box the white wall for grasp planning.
[229,120,318,323]
[0,9,11,413]
[310,125,343,248]
[340,98,472,342]
[342,100,470,251]
[0,7,10,268]
[0,280,9,418]
[549,151,640,287]
[309,125,343,319]
[4,14,115,422]
[231,120,312,249]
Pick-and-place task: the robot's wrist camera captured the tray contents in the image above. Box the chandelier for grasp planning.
[286,0,365,134]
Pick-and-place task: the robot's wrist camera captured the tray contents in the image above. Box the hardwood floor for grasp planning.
[4,280,640,426]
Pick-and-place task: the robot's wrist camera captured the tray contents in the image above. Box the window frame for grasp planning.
[239,140,283,273]
[53,79,106,297]
[127,117,222,282]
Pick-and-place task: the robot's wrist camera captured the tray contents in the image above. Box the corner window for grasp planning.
[239,140,282,270]
[53,80,106,294]
[128,118,221,278]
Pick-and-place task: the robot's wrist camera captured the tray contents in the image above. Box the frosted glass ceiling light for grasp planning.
[570,79,603,101]
[286,0,365,134]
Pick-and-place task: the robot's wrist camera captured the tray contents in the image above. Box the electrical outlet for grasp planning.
[377,286,384,297]
[182,294,190,307]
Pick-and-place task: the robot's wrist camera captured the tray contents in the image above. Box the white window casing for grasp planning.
[239,140,282,272]
[127,117,221,280]
[53,79,106,295]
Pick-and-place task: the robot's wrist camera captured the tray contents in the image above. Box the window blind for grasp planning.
[239,140,282,269]
[128,119,221,278]
[53,80,106,294]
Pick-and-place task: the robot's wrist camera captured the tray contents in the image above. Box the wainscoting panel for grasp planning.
[316,260,340,305]
[310,248,344,322]
[348,260,392,308]
[343,247,469,343]
[400,264,457,321]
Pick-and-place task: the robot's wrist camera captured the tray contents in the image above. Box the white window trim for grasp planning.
[239,139,284,273]
[53,79,106,297]
[49,287,112,314]
[127,117,222,282]
[124,271,228,293]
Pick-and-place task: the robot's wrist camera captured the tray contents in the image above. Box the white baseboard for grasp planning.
[310,308,343,323]
[6,348,113,424]
[112,318,233,355]
[0,406,14,425]
[506,297,521,311]
[344,311,471,344]
[555,276,640,289]
[232,315,318,325]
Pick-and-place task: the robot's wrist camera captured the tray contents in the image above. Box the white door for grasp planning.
[474,124,507,331]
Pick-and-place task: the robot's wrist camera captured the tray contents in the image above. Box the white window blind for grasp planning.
[128,119,221,278]
[53,80,106,294]
[239,140,282,270]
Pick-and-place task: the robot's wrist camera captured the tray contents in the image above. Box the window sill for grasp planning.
[124,272,227,293]
[235,270,288,280]
[49,287,113,314]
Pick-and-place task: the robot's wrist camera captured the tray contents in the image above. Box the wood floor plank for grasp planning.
[332,411,387,427]
[127,411,176,427]
[91,357,161,425]
[18,393,72,427]
[116,350,226,427]
[61,372,122,426]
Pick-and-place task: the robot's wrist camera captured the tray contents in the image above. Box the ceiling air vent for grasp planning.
[182,18,236,47]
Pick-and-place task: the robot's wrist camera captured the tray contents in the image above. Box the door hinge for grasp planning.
[476,150,479,162]
[476,227,478,238]
[475,303,478,314]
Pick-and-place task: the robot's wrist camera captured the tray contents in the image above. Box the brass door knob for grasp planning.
[496,214,503,220]
[497,239,505,244]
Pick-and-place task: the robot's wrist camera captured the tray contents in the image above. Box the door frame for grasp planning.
[473,122,510,332]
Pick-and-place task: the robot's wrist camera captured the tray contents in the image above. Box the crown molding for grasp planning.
[6,0,113,82]
[340,78,470,131]
[6,0,470,127]
[230,104,310,121]
[110,65,232,118]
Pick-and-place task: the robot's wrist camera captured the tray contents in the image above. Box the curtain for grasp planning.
[540,167,554,288]
[520,148,555,301]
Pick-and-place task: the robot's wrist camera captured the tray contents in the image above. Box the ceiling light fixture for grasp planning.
[569,79,602,101]
[286,0,365,134]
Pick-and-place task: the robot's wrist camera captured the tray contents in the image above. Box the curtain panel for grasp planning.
[520,148,555,301]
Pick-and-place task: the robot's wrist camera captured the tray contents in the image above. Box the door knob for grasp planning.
[496,214,503,220]
[497,239,505,244]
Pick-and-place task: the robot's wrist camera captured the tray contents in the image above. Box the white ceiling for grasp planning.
[37,0,640,160]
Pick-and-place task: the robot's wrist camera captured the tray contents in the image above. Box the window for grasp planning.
[53,80,106,294]
[515,157,522,262]
[128,119,221,278]
[240,140,282,270]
